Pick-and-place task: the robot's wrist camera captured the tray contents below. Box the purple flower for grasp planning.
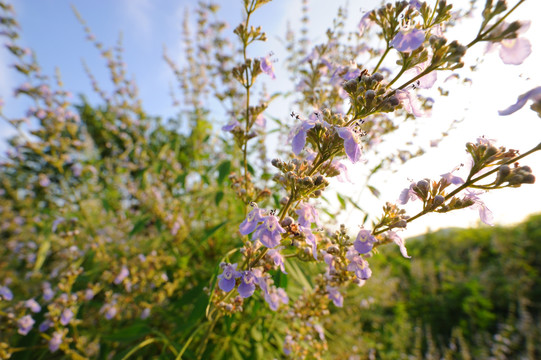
[441,166,465,185]
[49,331,63,352]
[239,207,266,235]
[100,302,118,320]
[291,119,316,155]
[260,55,276,79]
[409,0,423,10]
[252,215,286,248]
[464,190,494,226]
[255,114,266,128]
[42,282,54,301]
[141,308,151,319]
[18,315,35,335]
[114,266,129,285]
[238,270,257,298]
[398,182,421,205]
[332,160,352,182]
[267,248,287,273]
[39,319,53,332]
[84,288,95,301]
[264,287,288,311]
[0,285,13,301]
[387,231,411,258]
[326,286,343,307]
[396,89,424,117]
[221,119,241,132]
[346,248,372,280]
[404,58,437,89]
[301,226,319,260]
[295,202,321,228]
[391,28,425,52]
[60,308,74,326]
[354,229,376,254]
[39,174,51,187]
[499,37,531,65]
[217,263,241,292]
[498,86,541,116]
[25,299,41,313]
[337,127,362,163]
[358,11,373,36]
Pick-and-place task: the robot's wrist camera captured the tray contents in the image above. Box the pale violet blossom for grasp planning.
[498,86,541,116]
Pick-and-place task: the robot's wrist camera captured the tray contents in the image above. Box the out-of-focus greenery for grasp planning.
[327,214,541,359]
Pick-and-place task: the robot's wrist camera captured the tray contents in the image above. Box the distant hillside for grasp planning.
[327,214,541,359]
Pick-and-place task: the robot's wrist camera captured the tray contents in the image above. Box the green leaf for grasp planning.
[103,323,151,342]
[217,160,231,184]
[215,191,224,205]
[129,216,151,237]
[336,192,346,209]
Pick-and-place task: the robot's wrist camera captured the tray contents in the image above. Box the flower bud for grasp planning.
[388,96,399,107]
[433,195,445,207]
[280,196,289,205]
[281,216,294,227]
[365,90,376,100]
[313,189,322,197]
[271,158,281,168]
[523,174,535,184]
[343,79,358,94]
[314,175,325,186]
[372,73,384,82]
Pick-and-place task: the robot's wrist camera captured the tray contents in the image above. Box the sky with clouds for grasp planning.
[1,0,540,236]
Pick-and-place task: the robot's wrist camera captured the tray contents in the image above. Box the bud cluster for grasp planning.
[271,158,329,199]
[343,71,400,117]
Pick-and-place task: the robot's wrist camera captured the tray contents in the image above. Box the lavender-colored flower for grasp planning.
[301,226,318,260]
[404,58,437,89]
[295,202,321,228]
[141,308,151,319]
[39,174,51,187]
[498,86,541,116]
[255,114,266,128]
[358,11,373,36]
[387,231,411,258]
[52,217,65,233]
[49,331,63,352]
[291,119,316,155]
[321,250,335,272]
[499,37,531,65]
[398,182,421,205]
[464,190,494,226]
[39,319,53,332]
[260,55,276,79]
[18,315,35,335]
[25,298,41,313]
[100,303,118,320]
[252,215,286,248]
[238,270,257,298]
[267,248,287,273]
[84,288,95,301]
[354,229,376,254]
[239,207,266,235]
[409,0,423,10]
[391,28,425,52]
[346,248,372,280]
[42,282,54,301]
[332,160,352,183]
[0,285,13,301]
[60,308,74,326]
[217,263,241,292]
[221,119,240,132]
[326,286,343,307]
[264,287,288,311]
[337,127,362,163]
[114,265,129,285]
[441,166,465,185]
[396,89,424,117]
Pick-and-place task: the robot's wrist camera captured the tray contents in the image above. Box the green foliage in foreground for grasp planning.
[327,214,541,359]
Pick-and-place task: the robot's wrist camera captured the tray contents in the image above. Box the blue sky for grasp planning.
[1,0,541,235]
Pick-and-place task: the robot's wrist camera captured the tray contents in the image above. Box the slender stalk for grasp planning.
[373,142,541,236]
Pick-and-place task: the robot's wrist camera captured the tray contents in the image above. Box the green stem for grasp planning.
[373,46,391,73]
